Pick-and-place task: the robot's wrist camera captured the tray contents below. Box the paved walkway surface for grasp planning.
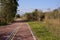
[0,22,35,40]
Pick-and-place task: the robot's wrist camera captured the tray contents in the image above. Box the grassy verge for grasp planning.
[28,22,60,40]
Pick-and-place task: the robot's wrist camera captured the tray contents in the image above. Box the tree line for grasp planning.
[22,8,60,22]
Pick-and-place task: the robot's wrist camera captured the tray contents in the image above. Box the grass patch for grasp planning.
[28,22,60,40]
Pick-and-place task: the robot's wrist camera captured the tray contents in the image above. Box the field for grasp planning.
[28,22,60,40]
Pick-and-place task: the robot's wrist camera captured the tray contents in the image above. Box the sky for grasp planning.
[17,0,60,15]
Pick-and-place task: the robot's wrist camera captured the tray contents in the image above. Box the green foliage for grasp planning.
[28,22,60,40]
[24,13,33,21]
[22,8,60,22]
[23,9,45,21]
[16,14,20,18]
[0,0,18,25]
[32,9,40,21]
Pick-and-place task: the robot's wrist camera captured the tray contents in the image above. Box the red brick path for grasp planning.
[0,23,34,40]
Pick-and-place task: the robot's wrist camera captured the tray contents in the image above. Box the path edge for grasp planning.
[27,23,36,40]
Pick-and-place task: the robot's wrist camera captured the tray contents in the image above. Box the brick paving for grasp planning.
[0,22,35,40]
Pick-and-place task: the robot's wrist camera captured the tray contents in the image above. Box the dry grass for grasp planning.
[45,19,60,25]
[45,19,60,39]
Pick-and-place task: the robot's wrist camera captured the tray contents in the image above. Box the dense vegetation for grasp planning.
[0,0,18,25]
[22,8,60,22]
[25,8,60,40]
[28,22,60,40]
[22,9,45,21]
[15,14,20,18]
